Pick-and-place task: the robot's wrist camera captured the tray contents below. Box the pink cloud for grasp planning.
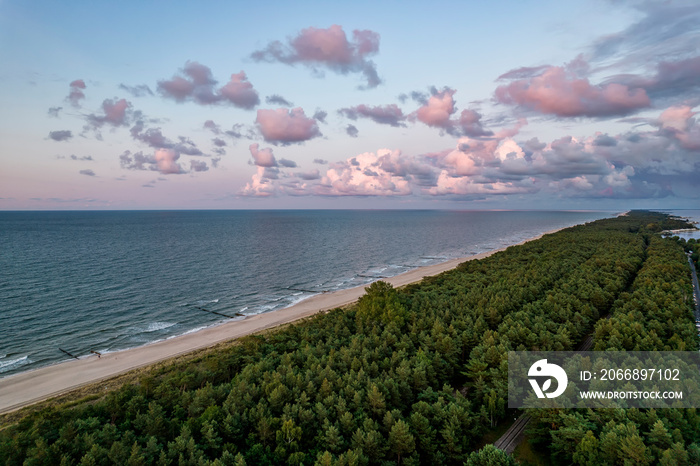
[428,172,536,196]
[256,107,321,144]
[416,88,456,128]
[317,150,412,196]
[88,98,131,127]
[159,75,196,102]
[412,88,492,136]
[158,61,259,108]
[219,72,260,109]
[249,143,277,167]
[495,65,650,117]
[658,105,696,132]
[154,149,184,174]
[120,149,185,175]
[438,146,480,176]
[657,105,700,150]
[457,109,493,137]
[67,79,86,107]
[240,167,277,197]
[339,104,406,127]
[251,25,381,88]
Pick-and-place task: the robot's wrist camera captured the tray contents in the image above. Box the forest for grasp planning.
[0,211,697,465]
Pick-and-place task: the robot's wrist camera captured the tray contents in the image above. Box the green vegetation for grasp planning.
[1,211,696,465]
[527,216,700,465]
[669,236,700,274]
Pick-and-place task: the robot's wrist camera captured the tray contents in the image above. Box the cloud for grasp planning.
[67,79,86,107]
[225,123,247,139]
[237,99,700,201]
[591,1,700,68]
[158,61,217,103]
[278,158,297,168]
[593,134,618,146]
[251,25,382,89]
[427,172,537,196]
[203,120,221,134]
[346,124,359,138]
[119,149,185,175]
[119,84,154,97]
[495,63,650,117]
[313,109,328,123]
[656,104,700,150]
[48,130,73,141]
[79,169,96,177]
[248,143,277,167]
[497,65,550,80]
[70,154,94,161]
[313,158,328,165]
[189,160,209,172]
[87,98,131,127]
[647,55,700,97]
[339,104,407,127]
[130,121,204,156]
[415,88,456,128]
[457,109,493,137]
[158,61,259,109]
[412,87,493,136]
[256,107,321,144]
[240,166,278,197]
[601,55,700,104]
[296,169,321,180]
[212,137,227,147]
[316,150,413,196]
[219,71,260,109]
[266,94,293,106]
[48,106,62,117]
[154,149,184,174]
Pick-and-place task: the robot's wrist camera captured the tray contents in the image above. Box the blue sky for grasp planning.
[0,0,698,210]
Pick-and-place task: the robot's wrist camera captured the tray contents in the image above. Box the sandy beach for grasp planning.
[0,227,564,415]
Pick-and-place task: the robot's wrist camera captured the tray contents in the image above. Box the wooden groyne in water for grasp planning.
[193,306,244,318]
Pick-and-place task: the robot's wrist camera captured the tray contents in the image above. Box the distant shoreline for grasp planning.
[0,225,570,415]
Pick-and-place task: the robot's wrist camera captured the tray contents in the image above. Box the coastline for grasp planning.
[0,226,567,415]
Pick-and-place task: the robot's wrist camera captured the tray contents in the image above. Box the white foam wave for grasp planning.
[195,298,220,305]
[285,293,318,308]
[178,325,209,336]
[0,355,31,372]
[145,321,176,332]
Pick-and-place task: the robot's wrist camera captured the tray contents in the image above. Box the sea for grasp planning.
[0,210,614,378]
[667,209,700,241]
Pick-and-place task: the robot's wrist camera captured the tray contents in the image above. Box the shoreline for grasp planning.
[0,226,568,415]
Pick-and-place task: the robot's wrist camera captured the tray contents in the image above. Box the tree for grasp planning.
[465,445,517,465]
[388,419,415,464]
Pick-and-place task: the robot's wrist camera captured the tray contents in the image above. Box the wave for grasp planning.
[0,355,31,373]
[195,298,220,305]
[145,322,176,332]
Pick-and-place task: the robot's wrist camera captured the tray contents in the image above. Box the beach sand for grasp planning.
[0,227,565,415]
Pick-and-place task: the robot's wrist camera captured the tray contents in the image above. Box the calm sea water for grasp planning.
[0,210,612,377]
[667,209,700,240]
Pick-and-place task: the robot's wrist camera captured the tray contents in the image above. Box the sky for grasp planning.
[0,0,698,210]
